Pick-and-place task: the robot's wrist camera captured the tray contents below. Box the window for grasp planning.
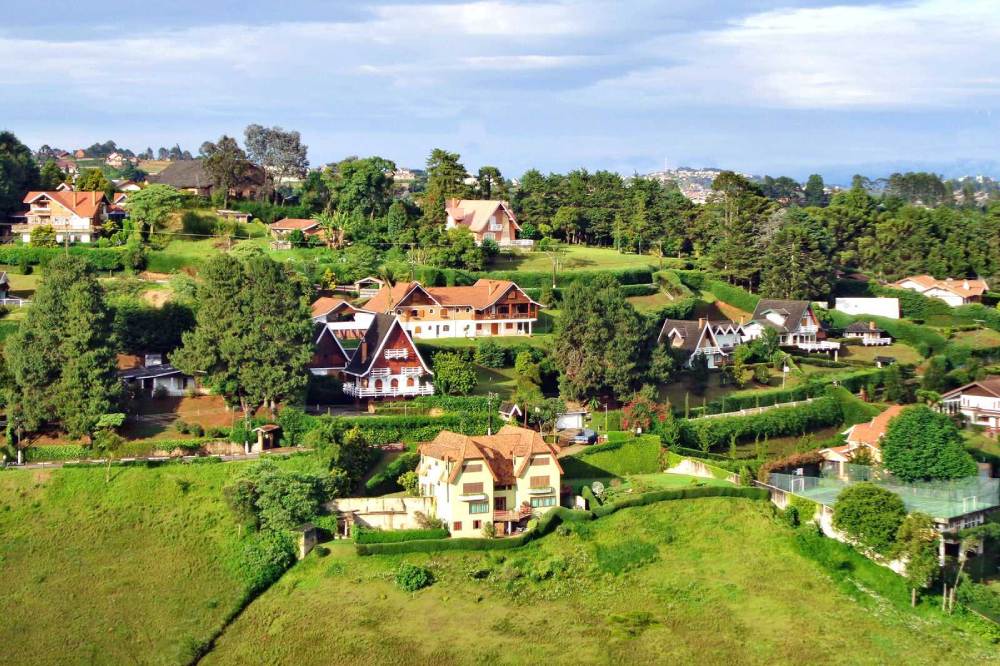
[508,291,516,300]
[469,502,489,514]
[443,325,450,332]
[530,475,550,488]
[410,309,418,317]
[530,496,556,508]
[473,520,481,530]
[530,457,549,466]
[452,521,462,531]
[463,482,484,494]
[429,309,435,314]
[464,463,482,472]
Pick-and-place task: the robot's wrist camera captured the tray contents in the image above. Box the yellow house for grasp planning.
[417,425,563,537]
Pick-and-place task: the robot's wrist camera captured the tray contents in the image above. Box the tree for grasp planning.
[420,149,470,227]
[223,458,332,532]
[432,352,477,395]
[476,166,508,200]
[172,254,313,425]
[553,275,647,401]
[880,406,978,482]
[646,344,676,385]
[759,220,833,301]
[397,470,419,496]
[125,184,185,237]
[0,131,40,219]
[323,156,396,220]
[200,136,249,207]
[244,124,309,202]
[803,174,827,207]
[75,168,114,199]
[29,224,57,247]
[431,226,485,271]
[38,160,65,190]
[528,397,565,436]
[705,172,773,290]
[728,345,754,388]
[832,482,907,555]
[6,255,120,440]
[893,512,940,606]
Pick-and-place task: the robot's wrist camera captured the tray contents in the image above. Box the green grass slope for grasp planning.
[203,498,996,665]
[0,463,254,665]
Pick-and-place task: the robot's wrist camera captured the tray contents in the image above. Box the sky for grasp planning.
[3,0,1000,181]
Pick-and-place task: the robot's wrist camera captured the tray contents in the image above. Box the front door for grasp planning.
[494,496,506,511]
[491,323,499,335]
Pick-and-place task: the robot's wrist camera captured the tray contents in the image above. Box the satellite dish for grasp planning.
[591,481,605,496]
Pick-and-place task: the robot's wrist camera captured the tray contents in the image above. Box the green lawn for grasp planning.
[488,245,657,272]
[840,341,923,365]
[203,498,996,665]
[627,291,677,312]
[950,327,1000,350]
[0,460,306,664]
[472,364,518,399]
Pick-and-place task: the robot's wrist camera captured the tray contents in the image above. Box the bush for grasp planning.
[395,563,434,592]
[474,340,507,368]
[882,405,978,482]
[238,530,296,596]
[0,246,135,272]
[354,527,449,544]
[832,483,906,555]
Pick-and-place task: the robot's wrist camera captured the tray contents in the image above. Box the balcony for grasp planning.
[475,310,536,321]
[494,507,532,522]
[370,367,390,377]
[343,383,434,398]
[798,324,819,334]
[796,341,840,352]
[384,348,409,360]
[861,337,892,346]
[528,486,554,495]
[400,366,423,376]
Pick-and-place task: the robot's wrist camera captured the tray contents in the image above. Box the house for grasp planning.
[499,402,523,422]
[555,410,589,431]
[311,296,368,324]
[339,313,434,399]
[105,152,134,169]
[217,209,253,224]
[658,318,745,369]
[834,297,900,319]
[13,191,108,243]
[363,280,541,339]
[821,405,904,473]
[55,157,78,176]
[269,218,341,247]
[940,376,1000,436]
[354,277,386,298]
[146,160,265,199]
[891,275,989,307]
[743,299,838,353]
[416,425,563,537]
[844,321,892,346]
[73,149,86,159]
[112,179,142,192]
[874,356,896,369]
[118,353,199,397]
[445,199,529,247]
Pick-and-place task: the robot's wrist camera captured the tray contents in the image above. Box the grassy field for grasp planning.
[203,498,997,665]
[840,341,923,365]
[627,291,677,312]
[950,327,1000,350]
[0,461,296,665]
[489,245,656,272]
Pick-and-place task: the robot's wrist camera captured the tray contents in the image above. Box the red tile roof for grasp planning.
[419,425,562,485]
[364,279,536,312]
[844,405,904,447]
[23,191,106,218]
[271,218,319,231]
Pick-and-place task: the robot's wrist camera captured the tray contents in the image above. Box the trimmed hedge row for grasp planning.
[478,267,653,288]
[356,486,767,555]
[0,246,136,271]
[377,395,492,416]
[24,445,88,461]
[561,435,662,478]
[335,414,490,446]
[354,527,449,544]
[705,279,760,313]
[678,395,844,451]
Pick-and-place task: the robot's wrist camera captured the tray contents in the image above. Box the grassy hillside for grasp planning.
[0,462,270,665]
[203,498,996,665]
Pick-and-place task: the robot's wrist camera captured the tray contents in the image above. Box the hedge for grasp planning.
[354,527,449,544]
[364,451,419,495]
[378,395,492,415]
[477,267,653,289]
[705,279,760,313]
[561,435,662,478]
[356,486,767,555]
[0,246,135,271]
[24,445,89,462]
[677,395,844,451]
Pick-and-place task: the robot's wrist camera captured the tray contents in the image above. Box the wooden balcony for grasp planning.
[493,507,532,522]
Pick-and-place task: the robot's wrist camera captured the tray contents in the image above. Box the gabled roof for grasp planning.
[749,299,812,333]
[499,402,522,417]
[310,296,353,319]
[891,275,989,299]
[117,363,187,380]
[341,314,431,377]
[271,218,319,231]
[419,425,562,486]
[445,199,520,233]
[843,405,904,447]
[845,321,882,334]
[311,324,350,369]
[23,191,107,218]
[658,319,741,353]
[364,280,539,312]
[940,376,1000,400]
[146,160,264,189]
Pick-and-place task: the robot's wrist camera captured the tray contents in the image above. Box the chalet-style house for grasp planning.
[147,160,265,200]
[118,354,199,397]
[445,199,528,247]
[891,275,989,307]
[13,191,108,243]
[658,318,745,369]
[821,405,904,473]
[940,377,1000,436]
[363,280,541,339]
[844,321,892,346]
[743,299,838,352]
[416,425,563,537]
[309,308,434,400]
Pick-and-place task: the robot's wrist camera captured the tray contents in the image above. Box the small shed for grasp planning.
[556,410,589,431]
[252,424,281,452]
[354,277,386,299]
[295,522,318,559]
[874,356,896,369]
[216,209,253,224]
[499,402,522,422]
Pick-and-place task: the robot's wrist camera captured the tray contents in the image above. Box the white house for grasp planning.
[743,299,839,353]
[940,377,1000,436]
[891,275,989,307]
[658,318,746,369]
[118,354,198,397]
[834,297,900,319]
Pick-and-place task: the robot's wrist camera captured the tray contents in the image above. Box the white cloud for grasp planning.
[582,0,1000,110]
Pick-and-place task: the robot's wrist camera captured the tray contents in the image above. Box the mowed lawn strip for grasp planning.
[203,498,995,665]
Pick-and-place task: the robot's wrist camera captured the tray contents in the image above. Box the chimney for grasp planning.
[963,279,970,289]
[869,320,876,331]
[698,318,707,330]
[360,339,368,364]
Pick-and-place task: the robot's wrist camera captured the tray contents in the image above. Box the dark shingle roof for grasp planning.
[658,319,704,352]
[343,313,398,376]
[117,363,185,380]
[845,321,882,334]
[147,160,264,189]
[750,299,811,333]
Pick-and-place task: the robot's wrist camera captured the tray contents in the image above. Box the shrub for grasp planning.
[783,505,801,528]
[832,483,907,555]
[364,451,419,495]
[474,340,507,368]
[238,530,296,595]
[395,563,434,592]
[354,527,449,544]
[881,405,978,482]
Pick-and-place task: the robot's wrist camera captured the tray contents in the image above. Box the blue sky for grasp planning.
[3,0,1000,181]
